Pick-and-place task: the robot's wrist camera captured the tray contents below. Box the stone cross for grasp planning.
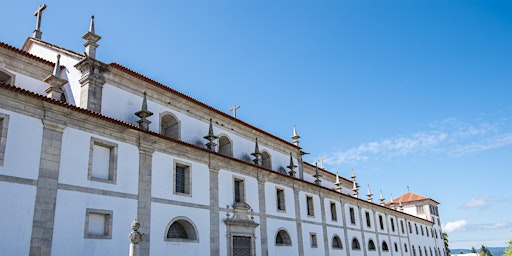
[229,105,240,118]
[33,4,47,39]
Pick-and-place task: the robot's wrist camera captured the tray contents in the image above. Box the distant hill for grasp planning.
[451,247,507,256]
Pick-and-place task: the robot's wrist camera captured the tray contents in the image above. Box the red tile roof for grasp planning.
[393,192,439,205]
[0,41,55,67]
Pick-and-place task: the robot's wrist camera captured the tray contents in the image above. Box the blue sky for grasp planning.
[1,0,511,249]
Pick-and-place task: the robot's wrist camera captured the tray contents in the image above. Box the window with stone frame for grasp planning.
[379,214,384,230]
[332,235,343,249]
[84,208,113,239]
[306,196,314,217]
[382,241,389,251]
[174,161,191,196]
[276,188,285,211]
[390,217,396,232]
[160,113,180,140]
[417,205,425,214]
[88,137,117,183]
[0,113,9,166]
[218,135,233,156]
[409,222,412,233]
[365,211,371,227]
[310,233,318,248]
[330,202,337,221]
[165,218,198,242]
[233,178,245,203]
[415,223,419,234]
[275,229,291,246]
[404,243,409,253]
[401,220,405,234]
[395,242,399,252]
[352,238,361,250]
[368,239,376,251]
[349,207,356,224]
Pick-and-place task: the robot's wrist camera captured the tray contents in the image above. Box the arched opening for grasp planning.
[352,238,361,250]
[332,235,343,249]
[275,229,291,246]
[382,241,389,251]
[161,113,180,139]
[218,135,232,156]
[261,151,271,170]
[165,218,198,241]
[369,239,376,251]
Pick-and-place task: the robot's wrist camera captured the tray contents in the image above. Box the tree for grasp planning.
[505,232,512,256]
[479,245,492,256]
[471,247,477,253]
[443,232,451,256]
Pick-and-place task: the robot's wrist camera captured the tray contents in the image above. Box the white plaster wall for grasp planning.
[51,190,137,256]
[326,227,345,256]
[0,109,42,180]
[264,182,295,219]
[218,170,259,212]
[266,218,298,256]
[0,182,36,256]
[298,191,322,223]
[9,70,48,95]
[150,202,210,256]
[346,230,364,256]
[59,128,139,195]
[301,222,325,256]
[26,43,82,105]
[151,151,210,206]
[323,198,343,226]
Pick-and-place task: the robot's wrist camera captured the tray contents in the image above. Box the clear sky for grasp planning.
[1,0,511,249]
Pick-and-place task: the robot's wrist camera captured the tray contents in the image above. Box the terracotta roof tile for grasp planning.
[0,41,55,66]
[393,192,439,205]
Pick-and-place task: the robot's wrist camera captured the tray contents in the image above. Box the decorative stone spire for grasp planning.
[251,138,262,166]
[351,169,356,181]
[379,190,385,206]
[367,185,373,203]
[203,118,218,151]
[291,125,301,146]
[135,92,153,130]
[313,163,322,185]
[32,4,47,39]
[334,171,341,192]
[351,169,359,198]
[129,219,143,256]
[286,152,297,177]
[390,194,395,209]
[82,15,101,59]
[43,54,67,101]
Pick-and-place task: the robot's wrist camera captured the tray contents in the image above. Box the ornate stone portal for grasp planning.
[224,203,259,256]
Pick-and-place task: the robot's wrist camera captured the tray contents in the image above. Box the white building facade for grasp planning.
[0,9,445,256]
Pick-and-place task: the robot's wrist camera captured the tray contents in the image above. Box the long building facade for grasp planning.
[0,9,445,256]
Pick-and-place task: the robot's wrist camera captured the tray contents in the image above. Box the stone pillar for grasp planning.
[74,58,107,113]
[129,219,143,256]
[137,145,154,256]
[319,194,329,256]
[209,165,220,256]
[293,186,304,256]
[257,173,268,256]
[29,119,64,256]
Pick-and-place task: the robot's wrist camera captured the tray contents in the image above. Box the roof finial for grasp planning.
[251,138,262,166]
[32,4,47,39]
[367,185,373,203]
[43,54,68,101]
[53,54,61,77]
[379,190,385,206]
[203,118,218,151]
[286,152,297,177]
[334,171,341,192]
[135,92,153,130]
[313,163,322,185]
[82,15,101,59]
[291,125,301,146]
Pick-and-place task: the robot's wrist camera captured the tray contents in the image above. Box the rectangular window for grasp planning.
[349,207,355,224]
[84,208,113,239]
[330,202,337,221]
[306,196,314,217]
[234,178,245,203]
[415,224,419,234]
[421,225,424,236]
[174,163,191,195]
[409,222,412,233]
[379,215,384,230]
[417,205,424,214]
[0,113,9,166]
[310,233,318,248]
[88,138,117,183]
[276,188,285,211]
[400,220,405,234]
[391,218,395,232]
[365,211,371,227]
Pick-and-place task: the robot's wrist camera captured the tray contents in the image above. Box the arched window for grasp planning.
[332,235,343,249]
[352,238,361,250]
[0,69,15,85]
[262,151,271,169]
[275,229,291,246]
[161,113,180,139]
[218,135,232,156]
[382,241,389,251]
[165,218,198,242]
[368,239,376,251]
